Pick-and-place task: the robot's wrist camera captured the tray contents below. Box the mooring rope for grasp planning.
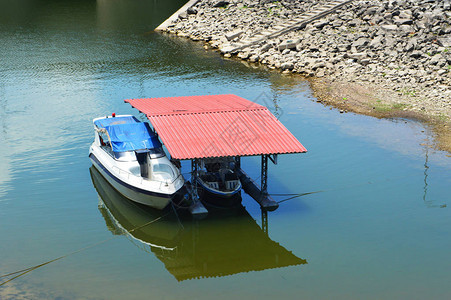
[0,213,170,287]
[271,171,424,204]
[275,191,324,204]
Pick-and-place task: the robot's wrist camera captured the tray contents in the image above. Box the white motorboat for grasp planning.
[89,114,185,209]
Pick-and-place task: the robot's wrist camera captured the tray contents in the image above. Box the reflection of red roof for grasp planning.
[125,94,307,160]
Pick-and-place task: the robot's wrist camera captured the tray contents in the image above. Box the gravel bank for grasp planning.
[161,0,451,151]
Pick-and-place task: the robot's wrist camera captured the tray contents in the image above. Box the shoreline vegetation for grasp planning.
[158,0,451,153]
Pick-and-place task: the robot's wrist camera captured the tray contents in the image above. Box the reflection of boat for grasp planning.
[158,211,307,281]
[90,166,183,250]
[89,114,185,209]
[91,166,307,281]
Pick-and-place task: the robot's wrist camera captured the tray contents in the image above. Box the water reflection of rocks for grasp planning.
[90,167,306,281]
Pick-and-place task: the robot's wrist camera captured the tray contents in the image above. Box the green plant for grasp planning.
[373,103,392,112]
[399,88,416,96]
[436,113,449,122]
[392,103,408,110]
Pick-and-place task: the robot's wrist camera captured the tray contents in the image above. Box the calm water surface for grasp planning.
[1,1,450,299]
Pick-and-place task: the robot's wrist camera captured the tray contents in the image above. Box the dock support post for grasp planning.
[234,156,241,170]
[261,155,268,197]
[191,159,199,199]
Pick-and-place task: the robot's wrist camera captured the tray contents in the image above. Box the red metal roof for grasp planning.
[125,94,307,160]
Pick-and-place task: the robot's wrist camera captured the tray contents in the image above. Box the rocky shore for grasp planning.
[161,0,451,151]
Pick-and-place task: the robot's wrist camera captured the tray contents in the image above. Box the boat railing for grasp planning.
[112,165,137,181]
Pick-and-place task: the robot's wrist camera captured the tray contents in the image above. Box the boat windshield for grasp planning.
[152,163,177,181]
[113,151,137,161]
[111,147,165,161]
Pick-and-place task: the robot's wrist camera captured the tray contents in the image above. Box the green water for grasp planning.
[1,1,450,299]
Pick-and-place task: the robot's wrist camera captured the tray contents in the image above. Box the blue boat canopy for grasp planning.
[105,122,162,152]
[94,116,139,128]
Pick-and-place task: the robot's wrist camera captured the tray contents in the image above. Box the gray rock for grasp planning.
[312,61,326,70]
[225,30,243,41]
[337,44,350,52]
[399,25,414,32]
[179,12,188,19]
[410,50,423,58]
[282,49,291,55]
[278,39,300,51]
[313,20,329,30]
[249,54,259,62]
[352,38,369,49]
[380,24,399,31]
[295,43,304,52]
[430,54,443,65]
[437,37,451,47]
[348,19,362,27]
[370,35,384,48]
[404,43,414,52]
[213,1,229,8]
[444,0,451,10]
[237,51,249,59]
[331,20,343,28]
[309,44,320,52]
[394,18,413,25]
[187,7,198,15]
[405,38,418,51]
[261,43,273,52]
[365,6,378,16]
[398,12,412,19]
[303,57,316,66]
[348,52,367,60]
[440,26,451,35]
[281,62,294,70]
[385,36,397,49]
[360,58,371,65]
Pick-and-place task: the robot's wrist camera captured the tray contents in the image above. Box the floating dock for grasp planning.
[125,94,307,215]
[236,167,279,211]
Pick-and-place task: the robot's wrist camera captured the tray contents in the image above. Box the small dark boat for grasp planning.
[196,158,242,199]
[193,158,242,207]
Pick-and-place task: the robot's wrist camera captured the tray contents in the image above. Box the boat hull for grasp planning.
[197,177,241,198]
[90,153,173,210]
[196,177,242,208]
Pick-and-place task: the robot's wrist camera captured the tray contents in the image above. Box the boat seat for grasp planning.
[225,180,239,190]
[207,181,219,189]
